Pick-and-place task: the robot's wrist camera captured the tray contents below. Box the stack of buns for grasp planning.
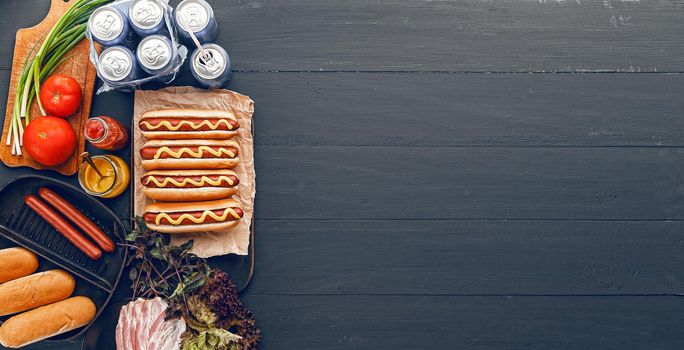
[139,109,245,234]
[0,247,95,348]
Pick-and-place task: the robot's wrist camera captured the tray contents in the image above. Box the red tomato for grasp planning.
[39,74,83,118]
[23,116,77,166]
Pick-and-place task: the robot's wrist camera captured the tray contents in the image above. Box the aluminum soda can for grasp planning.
[174,0,218,44]
[97,46,139,84]
[128,0,166,36]
[88,6,131,47]
[136,35,177,75]
[190,44,231,89]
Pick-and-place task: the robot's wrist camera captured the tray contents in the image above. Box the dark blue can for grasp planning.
[97,46,139,85]
[88,6,131,47]
[128,0,166,36]
[174,0,218,44]
[190,44,231,89]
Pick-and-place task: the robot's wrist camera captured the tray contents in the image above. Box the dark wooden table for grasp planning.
[2,0,684,349]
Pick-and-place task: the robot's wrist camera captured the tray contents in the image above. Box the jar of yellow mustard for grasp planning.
[78,155,130,198]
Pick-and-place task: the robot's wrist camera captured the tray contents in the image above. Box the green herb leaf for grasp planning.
[149,247,164,260]
[125,216,210,302]
[125,232,139,242]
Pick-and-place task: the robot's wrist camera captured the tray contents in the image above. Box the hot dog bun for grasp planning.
[143,198,244,234]
[0,296,96,348]
[142,169,239,202]
[139,109,239,139]
[0,248,39,283]
[140,139,240,170]
[0,269,75,316]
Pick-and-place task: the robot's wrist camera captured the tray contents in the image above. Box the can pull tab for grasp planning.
[97,14,117,36]
[177,14,210,59]
[198,51,221,74]
[135,2,161,23]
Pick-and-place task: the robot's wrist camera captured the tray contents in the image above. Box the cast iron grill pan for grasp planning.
[0,175,125,345]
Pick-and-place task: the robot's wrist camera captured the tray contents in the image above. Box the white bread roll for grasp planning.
[0,269,75,316]
[148,220,240,234]
[0,248,38,283]
[0,296,96,348]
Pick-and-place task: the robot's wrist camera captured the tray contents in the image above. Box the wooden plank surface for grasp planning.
[0,0,98,175]
[22,295,684,350]
[0,1,51,70]
[207,0,684,72]
[2,0,684,349]
[247,220,684,295]
[4,71,684,147]
[238,73,684,147]
[241,295,684,350]
[254,146,684,220]
[3,0,684,72]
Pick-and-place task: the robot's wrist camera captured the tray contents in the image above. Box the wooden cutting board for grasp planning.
[0,0,98,175]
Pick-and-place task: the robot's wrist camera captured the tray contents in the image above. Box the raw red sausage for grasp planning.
[38,187,115,253]
[24,195,102,260]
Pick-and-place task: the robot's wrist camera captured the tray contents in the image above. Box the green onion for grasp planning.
[6,0,113,155]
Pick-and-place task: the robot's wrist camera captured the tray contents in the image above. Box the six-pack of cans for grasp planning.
[87,0,231,93]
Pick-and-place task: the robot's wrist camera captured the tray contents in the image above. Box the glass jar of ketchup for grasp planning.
[83,116,129,151]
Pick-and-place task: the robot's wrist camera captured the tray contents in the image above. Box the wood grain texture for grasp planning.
[0,0,98,175]
[0,1,51,70]
[2,1,684,349]
[235,72,684,147]
[175,0,684,72]
[240,295,684,350]
[139,71,684,147]
[247,220,684,295]
[6,71,684,147]
[4,0,684,72]
[20,294,684,350]
[254,146,684,220]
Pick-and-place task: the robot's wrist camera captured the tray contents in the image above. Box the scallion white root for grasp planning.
[5,0,113,155]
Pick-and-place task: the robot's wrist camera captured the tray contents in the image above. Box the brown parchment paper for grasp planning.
[133,87,255,257]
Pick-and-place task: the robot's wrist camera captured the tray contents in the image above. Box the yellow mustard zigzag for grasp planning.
[145,175,236,187]
[153,146,236,159]
[141,119,236,131]
[156,208,242,225]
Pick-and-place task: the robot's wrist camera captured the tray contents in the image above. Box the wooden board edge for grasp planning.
[0,0,96,176]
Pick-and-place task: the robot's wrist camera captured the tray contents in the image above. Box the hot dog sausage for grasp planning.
[139,146,238,160]
[139,118,239,131]
[38,188,115,253]
[24,195,102,260]
[143,208,244,225]
[141,174,239,188]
